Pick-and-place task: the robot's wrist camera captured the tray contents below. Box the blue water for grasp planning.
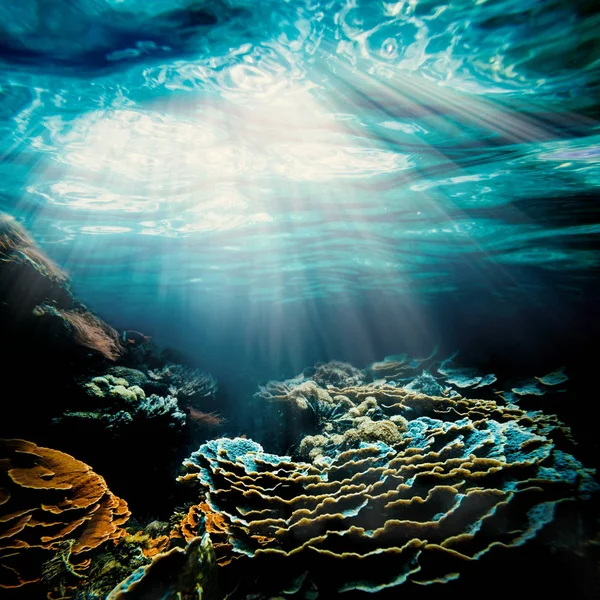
[0,0,599,379]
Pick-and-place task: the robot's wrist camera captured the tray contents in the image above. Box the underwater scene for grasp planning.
[1,0,599,598]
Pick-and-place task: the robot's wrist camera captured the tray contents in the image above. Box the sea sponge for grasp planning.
[390,414,409,432]
[311,361,365,388]
[288,381,333,407]
[356,396,378,415]
[107,367,148,388]
[85,381,106,398]
[298,435,329,461]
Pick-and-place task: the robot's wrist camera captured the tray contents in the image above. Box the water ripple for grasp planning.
[0,0,598,304]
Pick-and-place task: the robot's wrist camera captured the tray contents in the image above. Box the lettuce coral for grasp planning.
[178,379,598,598]
[0,439,130,592]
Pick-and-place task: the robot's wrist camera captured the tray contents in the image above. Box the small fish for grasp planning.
[122,330,152,345]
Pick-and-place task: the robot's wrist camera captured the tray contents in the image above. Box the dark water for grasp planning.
[0,1,599,599]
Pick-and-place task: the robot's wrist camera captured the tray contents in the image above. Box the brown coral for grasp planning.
[0,439,130,590]
[59,309,123,362]
[0,214,124,362]
[180,377,597,598]
[0,214,67,284]
[124,532,170,559]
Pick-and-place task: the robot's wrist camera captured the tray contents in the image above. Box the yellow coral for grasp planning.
[356,418,402,444]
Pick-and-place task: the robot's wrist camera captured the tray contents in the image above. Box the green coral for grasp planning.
[83,375,145,404]
[85,381,106,398]
[91,376,110,389]
[106,375,130,388]
[109,385,139,404]
[128,385,146,400]
[108,367,149,388]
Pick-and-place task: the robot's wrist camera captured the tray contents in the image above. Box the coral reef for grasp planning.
[310,361,365,388]
[106,534,217,600]
[47,369,190,520]
[148,364,217,402]
[145,364,223,430]
[56,371,186,433]
[402,370,449,397]
[366,351,438,383]
[178,376,598,598]
[0,439,130,594]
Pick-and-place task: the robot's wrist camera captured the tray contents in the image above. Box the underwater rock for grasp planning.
[0,439,130,593]
[0,213,124,364]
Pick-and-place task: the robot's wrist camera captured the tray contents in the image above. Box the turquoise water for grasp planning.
[2,1,599,376]
[0,1,599,373]
[1,3,599,303]
[1,2,600,599]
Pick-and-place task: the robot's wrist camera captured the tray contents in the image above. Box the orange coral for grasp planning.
[125,532,170,559]
[186,504,233,567]
[167,503,232,567]
[0,439,130,590]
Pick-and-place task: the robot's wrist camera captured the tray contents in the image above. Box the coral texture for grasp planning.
[179,381,598,597]
[57,371,186,432]
[106,534,216,600]
[147,364,217,401]
[0,439,130,591]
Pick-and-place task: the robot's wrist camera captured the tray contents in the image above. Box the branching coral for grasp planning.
[137,395,186,428]
[147,364,217,401]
